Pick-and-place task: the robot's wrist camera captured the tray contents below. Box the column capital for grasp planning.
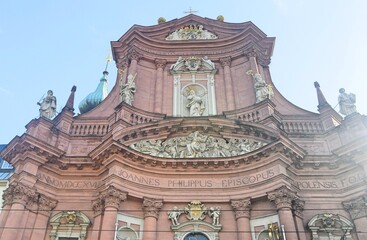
[219,56,231,67]
[3,182,37,207]
[117,57,129,69]
[155,59,167,69]
[231,198,251,219]
[92,185,127,212]
[293,198,305,218]
[245,49,257,58]
[267,186,298,210]
[128,48,143,62]
[142,197,163,219]
[343,195,367,220]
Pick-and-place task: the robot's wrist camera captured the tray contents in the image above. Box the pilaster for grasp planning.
[219,56,235,110]
[142,198,163,240]
[231,198,252,240]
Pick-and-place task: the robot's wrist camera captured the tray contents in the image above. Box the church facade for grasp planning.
[0,15,367,240]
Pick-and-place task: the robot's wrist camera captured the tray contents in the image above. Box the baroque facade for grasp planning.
[1,15,367,240]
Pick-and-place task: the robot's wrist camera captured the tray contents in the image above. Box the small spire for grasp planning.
[63,85,77,112]
[105,52,111,72]
[314,81,330,110]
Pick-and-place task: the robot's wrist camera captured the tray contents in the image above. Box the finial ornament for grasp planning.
[338,88,357,116]
[37,90,57,119]
[183,7,198,15]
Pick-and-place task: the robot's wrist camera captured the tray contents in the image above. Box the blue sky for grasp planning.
[1,1,366,143]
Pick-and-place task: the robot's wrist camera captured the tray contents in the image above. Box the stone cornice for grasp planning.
[0,134,65,166]
[231,198,251,219]
[142,197,163,218]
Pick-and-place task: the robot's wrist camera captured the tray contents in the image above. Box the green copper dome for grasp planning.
[78,71,108,114]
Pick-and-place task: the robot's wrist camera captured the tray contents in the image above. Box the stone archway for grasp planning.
[49,211,90,240]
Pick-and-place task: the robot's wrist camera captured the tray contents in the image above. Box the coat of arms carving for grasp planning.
[185,200,207,221]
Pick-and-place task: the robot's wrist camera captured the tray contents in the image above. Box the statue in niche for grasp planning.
[38,90,57,119]
[168,207,183,226]
[247,70,274,103]
[338,88,357,116]
[121,73,137,105]
[186,89,205,116]
[209,207,221,226]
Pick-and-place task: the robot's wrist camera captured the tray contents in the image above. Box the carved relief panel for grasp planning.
[170,56,217,117]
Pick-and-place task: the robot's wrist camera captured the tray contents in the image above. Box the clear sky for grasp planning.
[1,0,366,144]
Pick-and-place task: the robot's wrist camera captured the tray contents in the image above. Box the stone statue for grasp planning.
[202,56,215,70]
[247,70,274,103]
[170,56,184,70]
[186,89,205,116]
[168,207,183,226]
[121,74,137,105]
[209,207,221,226]
[38,90,57,119]
[338,88,357,116]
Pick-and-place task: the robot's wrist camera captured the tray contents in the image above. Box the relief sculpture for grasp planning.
[129,131,267,158]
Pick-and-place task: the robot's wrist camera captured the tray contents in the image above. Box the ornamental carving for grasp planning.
[169,56,216,73]
[129,131,267,158]
[92,185,127,212]
[3,182,57,214]
[128,48,142,62]
[292,199,305,218]
[308,213,354,240]
[231,198,251,219]
[267,186,298,210]
[142,198,163,218]
[155,59,167,69]
[185,200,207,221]
[219,57,231,67]
[165,25,218,40]
[343,195,367,220]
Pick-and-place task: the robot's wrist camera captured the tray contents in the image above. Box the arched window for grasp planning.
[116,227,138,240]
[183,232,210,240]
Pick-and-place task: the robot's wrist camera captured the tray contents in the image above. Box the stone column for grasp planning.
[0,182,37,240]
[343,195,367,240]
[91,198,104,240]
[154,59,167,113]
[246,51,259,74]
[128,48,142,76]
[99,186,127,240]
[219,57,235,110]
[30,194,58,240]
[231,198,252,240]
[293,199,306,240]
[268,186,299,240]
[142,198,163,240]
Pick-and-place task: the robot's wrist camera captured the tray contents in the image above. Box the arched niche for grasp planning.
[49,211,91,240]
[307,213,354,240]
[170,56,217,117]
[116,226,139,240]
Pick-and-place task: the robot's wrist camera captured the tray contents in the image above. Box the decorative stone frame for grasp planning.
[250,214,280,240]
[307,213,354,240]
[171,221,221,240]
[49,211,90,240]
[170,56,217,117]
[115,212,144,240]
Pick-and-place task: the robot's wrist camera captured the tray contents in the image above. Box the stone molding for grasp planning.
[3,182,57,215]
[267,186,298,210]
[92,185,127,214]
[219,57,231,67]
[231,198,251,219]
[142,197,163,219]
[117,58,129,69]
[155,59,167,69]
[343,195,367,220]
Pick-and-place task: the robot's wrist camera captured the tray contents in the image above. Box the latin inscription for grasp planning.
[36,173,102,189]
[295,172,365,189]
